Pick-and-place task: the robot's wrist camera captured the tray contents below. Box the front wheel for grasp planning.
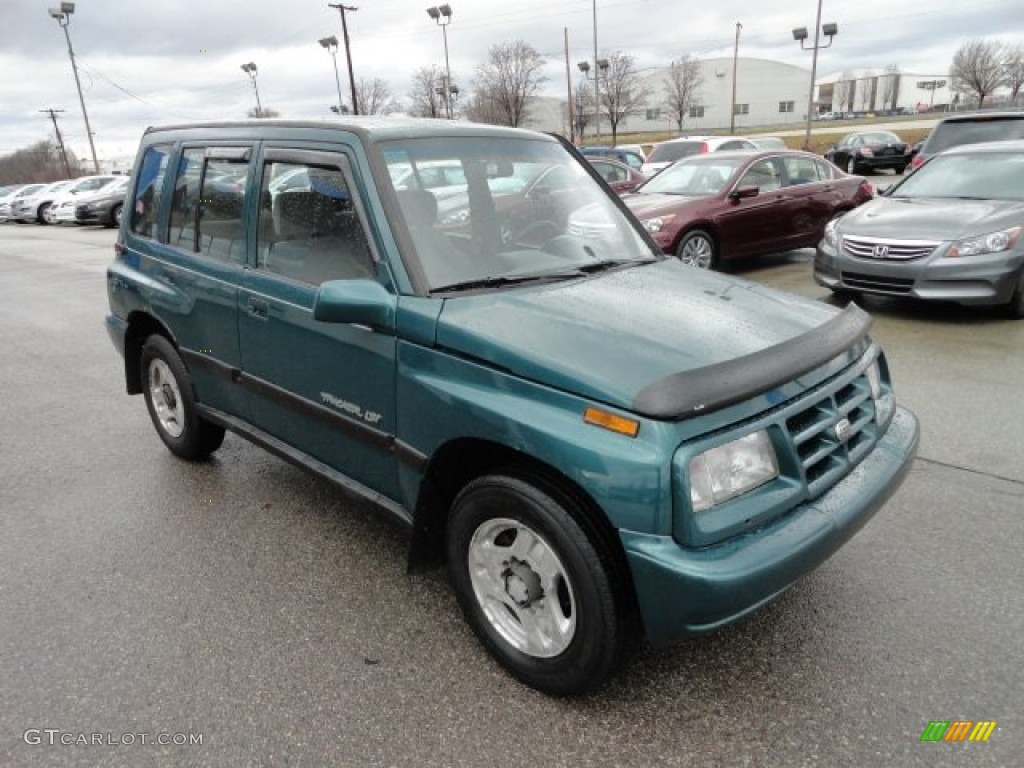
[36,203,51,225]
[107,203,123,228]
[446,474,630,695]
[676,229,717,269]
[140,335,225,460]
[846,157,859,175]
[1005,269,1024,319]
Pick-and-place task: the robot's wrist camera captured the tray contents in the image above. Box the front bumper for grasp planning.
[815,245,1024,306]
[621,406,918,646]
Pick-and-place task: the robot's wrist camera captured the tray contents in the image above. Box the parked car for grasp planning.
[0,185,31,222]
[623,149,873,268]
[0,184,45,222]
[75,176,130,227]
[815,140,1024,317]
[579,145,646,172]
[107,118,917,695]
[12,179,73,224]
[824,131,911,175]
[749,136,788,150]
[586,157,646,194]
[910,111,1024,170]
[48,175,121,223]
[642,136,757,176]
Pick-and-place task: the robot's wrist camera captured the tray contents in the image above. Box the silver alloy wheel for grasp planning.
[678,232,714,269]
[467,517,577,658]
[148,358,185,438]
[113,204,123,226]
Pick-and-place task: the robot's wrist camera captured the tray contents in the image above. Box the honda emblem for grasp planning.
[871,244,889,259]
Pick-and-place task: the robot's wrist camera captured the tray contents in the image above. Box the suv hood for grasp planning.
[435,260,867,419]
[841,196,1024,239]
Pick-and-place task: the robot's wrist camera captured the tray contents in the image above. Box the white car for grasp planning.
[1,184,46,222]
[641,135,757,176]
[48,175,120,224]
[12,180,74,224]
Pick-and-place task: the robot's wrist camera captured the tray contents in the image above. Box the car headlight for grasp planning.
[689,430,778,512]
[439,208,469,226]
[643,215,674,233]
[822,217,841,249]
[948,226,1021,257]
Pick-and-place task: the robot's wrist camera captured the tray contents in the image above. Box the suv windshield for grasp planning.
[891,151,1024,201]
[381,137,656,292]
[925,116,1024,154]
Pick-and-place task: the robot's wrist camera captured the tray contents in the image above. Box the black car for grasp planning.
[825,131,911,175]
[910,111,1024,171]
[74,176,129,227]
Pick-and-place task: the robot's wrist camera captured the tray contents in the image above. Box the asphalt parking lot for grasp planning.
[1,223,1021,767]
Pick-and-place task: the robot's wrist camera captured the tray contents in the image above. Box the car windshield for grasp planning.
[860,132,901,144]
[636,155,744,196]
[647,141,706,164]
[890,151,1024,201]
[927,117,1024,154]
[380,136,656,292]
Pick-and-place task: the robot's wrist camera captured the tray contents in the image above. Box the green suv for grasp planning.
[106,119,919,695]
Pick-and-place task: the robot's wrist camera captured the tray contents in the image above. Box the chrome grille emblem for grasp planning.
[834,417,852,442]
[871,244,889,259]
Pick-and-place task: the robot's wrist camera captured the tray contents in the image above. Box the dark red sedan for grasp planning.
[586,157,647,194]
[623,150,873,269]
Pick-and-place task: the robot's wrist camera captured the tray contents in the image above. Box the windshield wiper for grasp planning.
[577,258,655,274]
[432,272,578,294]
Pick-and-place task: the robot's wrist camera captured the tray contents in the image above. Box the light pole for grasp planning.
[577,61,590,140]
[47,2,99,173]
[730,22,742,135]
[240,62,263,117]
[426,5,454,119]
[319,36,346,115]
[328,4,359,115]
[591,0,599,140]
[793,1,838,150]
[577,58,608,141]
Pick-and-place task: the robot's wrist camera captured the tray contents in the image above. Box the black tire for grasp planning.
[140,335,225,460]
[895,164,908,175]
[846,157,858,175]
[107,203,123,229]
[447,474,630,696]
[675,228,718,269]
[36,203,51,225]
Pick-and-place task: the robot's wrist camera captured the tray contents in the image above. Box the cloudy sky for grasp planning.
[1,0,1020,166]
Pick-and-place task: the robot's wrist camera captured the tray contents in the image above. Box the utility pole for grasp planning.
[730,22,742,134]
[564,28,574,143]
[40,108,72,177]
[48,5,100,173]
[328,4,359,115]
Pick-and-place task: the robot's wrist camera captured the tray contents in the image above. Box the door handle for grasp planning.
[247,298,269,320]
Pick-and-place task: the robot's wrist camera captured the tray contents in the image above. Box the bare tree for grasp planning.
[859,77,874,112]
[409,65,445,118]
[1004,44,1024,104]
[882,63,900,111]
[834,71,854,113]
[951,39,1004,109]
[573,79,592,139]
[463,85,505,125]
[0,139,83,184]
[356,78,401,115]
[473,40,546,127]
[663,55,704,134]
[598,52,650,146]
[247,106,281,118]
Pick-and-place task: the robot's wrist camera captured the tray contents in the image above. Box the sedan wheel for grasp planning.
[36,203,51,225]
[846,157,858,175]
[676,229,717,269]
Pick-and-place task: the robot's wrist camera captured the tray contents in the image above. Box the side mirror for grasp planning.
[313,278,395,329]
[729,185,759,201]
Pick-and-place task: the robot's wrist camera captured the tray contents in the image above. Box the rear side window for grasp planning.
[131,144,169,238]
[169,148,248,262]
[926,117,1024,154]
[782,156,825,185]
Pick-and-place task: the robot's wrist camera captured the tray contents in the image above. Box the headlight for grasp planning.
[948,226,1021,258]
[689,430,778,512]
[439,208,469,226]
[822,217,840,249]
[643,215,674,233]
[865,358,894,427]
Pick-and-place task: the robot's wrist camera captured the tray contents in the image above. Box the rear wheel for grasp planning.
[140,335,225,460]
[676,229,717,269]
[446,474,630,696]
[107,203,123,228]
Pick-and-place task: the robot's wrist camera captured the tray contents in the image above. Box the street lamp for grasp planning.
[240,62,263,117]
[793,0,838,149]
[577,58,608,140]
[47,2,100,173]
[730,22,742,135]
[328,4,359,115]
[426,4,454,118]
[319,36,346,115]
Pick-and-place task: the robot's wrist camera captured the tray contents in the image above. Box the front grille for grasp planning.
[843,235,938,261]
[841,271,915,294]
[785,371,877,499]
